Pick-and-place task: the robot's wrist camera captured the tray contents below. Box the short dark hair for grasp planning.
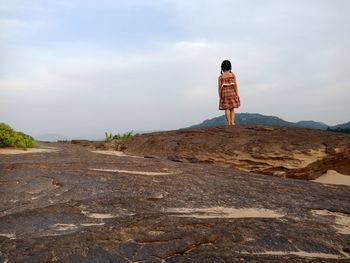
[221,60,232,74]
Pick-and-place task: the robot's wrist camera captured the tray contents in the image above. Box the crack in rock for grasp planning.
[88,168,175,176]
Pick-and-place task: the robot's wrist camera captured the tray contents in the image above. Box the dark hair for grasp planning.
[221,60,232,74]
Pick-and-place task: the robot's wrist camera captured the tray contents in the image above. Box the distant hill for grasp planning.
[189,113,346,131]
[190,113,298,129]
[331,121,350,130]
[296,120,328,130]
[326,121,350,134]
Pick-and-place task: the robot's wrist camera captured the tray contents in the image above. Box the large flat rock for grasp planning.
[0,139,350,262]
[103,125,350,179]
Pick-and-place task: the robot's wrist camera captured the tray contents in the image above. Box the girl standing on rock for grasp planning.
[218,60,240,126]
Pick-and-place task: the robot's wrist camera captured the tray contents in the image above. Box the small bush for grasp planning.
[105,130,137,141]
[0,123,36,149]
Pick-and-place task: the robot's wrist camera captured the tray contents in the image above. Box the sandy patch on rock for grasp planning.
[91,150,142,158]
[313,170,350,187]
[241,250,346,259]
[166,207,284,219]
[147,230,165,236]
[80,222,105,227]
[231,146,327,171]
[292,147,327,167]
[51,223,78,231]
[81,210,117,219]
[311,209,350,235]
[0,233,16,239]
[0,147,58,155]
[89,168,172,176]
[51,222,105,231]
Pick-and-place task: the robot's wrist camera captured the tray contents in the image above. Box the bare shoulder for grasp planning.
[231,72,236,78]
[218,75,222,81]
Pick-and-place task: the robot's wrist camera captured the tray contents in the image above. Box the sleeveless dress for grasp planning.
[219,74,240,110]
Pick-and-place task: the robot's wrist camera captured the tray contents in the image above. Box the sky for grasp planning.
[1,0,349,139]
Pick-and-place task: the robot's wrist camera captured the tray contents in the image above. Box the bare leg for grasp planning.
[225,109,231,126]
[230,108,235,125]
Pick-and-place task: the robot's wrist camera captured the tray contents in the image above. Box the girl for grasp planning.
[218,60,240,126]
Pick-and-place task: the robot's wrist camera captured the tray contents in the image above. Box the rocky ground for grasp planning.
[0,125,350,262]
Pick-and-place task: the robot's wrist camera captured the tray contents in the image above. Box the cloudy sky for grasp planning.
[1,0,349,139]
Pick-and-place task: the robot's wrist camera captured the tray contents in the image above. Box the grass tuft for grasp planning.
[105,130,138,141]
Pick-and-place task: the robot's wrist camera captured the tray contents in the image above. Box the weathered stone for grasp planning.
[103,125,350,179]
[0,125,350,262]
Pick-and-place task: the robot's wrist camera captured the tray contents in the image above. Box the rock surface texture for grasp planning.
[0,125,349,262]
[104,125,350,179]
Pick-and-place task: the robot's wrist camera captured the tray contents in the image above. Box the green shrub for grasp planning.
[104,130,137,141]
[0,123,36,149]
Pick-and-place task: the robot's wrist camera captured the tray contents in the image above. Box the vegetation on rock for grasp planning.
[0,123,36,149]
[104,130,137,141]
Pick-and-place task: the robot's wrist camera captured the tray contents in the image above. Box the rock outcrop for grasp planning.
[103,125,350,180]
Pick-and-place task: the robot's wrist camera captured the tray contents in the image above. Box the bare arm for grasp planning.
[232,73,239,96]
[218,76,222,98]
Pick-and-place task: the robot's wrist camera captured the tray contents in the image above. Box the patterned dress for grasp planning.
[219,74,240,110]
